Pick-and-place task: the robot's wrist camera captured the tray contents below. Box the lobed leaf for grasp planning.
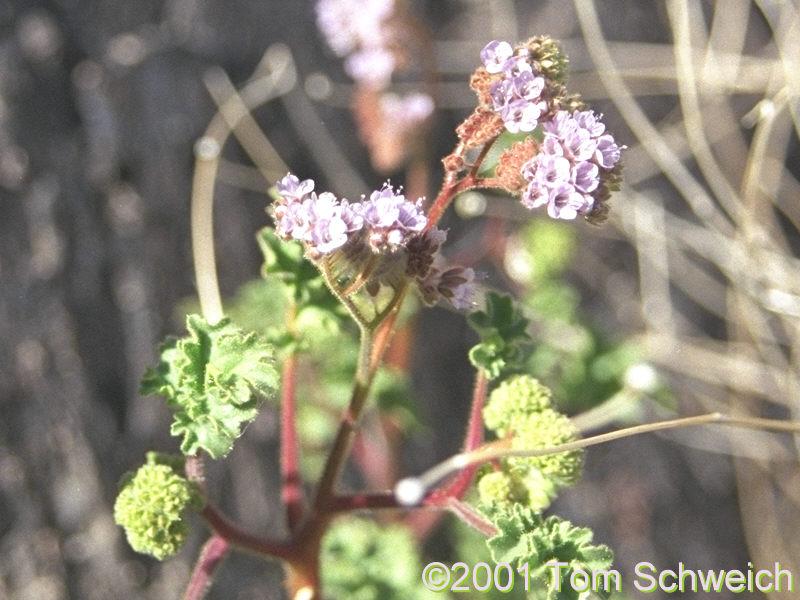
[468,291,531,379]
[141,314,279,458]
[483,503,614,600]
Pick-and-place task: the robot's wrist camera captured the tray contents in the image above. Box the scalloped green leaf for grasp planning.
[141,314,279,458]
[468,291,531,379]
[482,503,614,600]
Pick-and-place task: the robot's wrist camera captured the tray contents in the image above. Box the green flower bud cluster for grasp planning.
[478,375,583,510]
[523,36,570,87]
[113,453,202,561]
[321,517,435,600]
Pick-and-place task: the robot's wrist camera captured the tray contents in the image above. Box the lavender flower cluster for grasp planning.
[480,40,548,134]
[273,174,475,309]
[478,40,624,221]
[521,110,623,219]
[274,173,425,255]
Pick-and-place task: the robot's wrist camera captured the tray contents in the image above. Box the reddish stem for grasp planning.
[425,134,506,228]
[280,352,305,532]
[183,535,229,600]
[442,497,498,537]
[427,370,488,503]
[425,176,462,230]
[409,371,489,540]
[464,370,489,452]
[200,504,294,560]
[370,303,402,370]
[327,491,398,512]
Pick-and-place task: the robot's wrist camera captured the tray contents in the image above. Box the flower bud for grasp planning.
[113,454,202,560]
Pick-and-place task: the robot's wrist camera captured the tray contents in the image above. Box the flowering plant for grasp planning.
[113,23,800,600]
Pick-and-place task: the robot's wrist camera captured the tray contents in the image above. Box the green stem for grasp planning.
[313,325,376,509]
[370,283,409,329]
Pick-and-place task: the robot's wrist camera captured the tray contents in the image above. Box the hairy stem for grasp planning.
[200,504,295,560]
[313,325,377,509]
[425,370,489,507]
[183,535,229,600]
[319,259,369,328]
[281,351,304,532]
[464,370,489,451]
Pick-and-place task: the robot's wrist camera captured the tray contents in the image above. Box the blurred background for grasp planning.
[1,0,799,598]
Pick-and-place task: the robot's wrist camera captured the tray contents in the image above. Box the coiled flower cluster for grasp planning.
[480,40,549,134]
[274,173,426,256]
[273,173,475,309]
[462,38,624,223]
[521,110,623,219]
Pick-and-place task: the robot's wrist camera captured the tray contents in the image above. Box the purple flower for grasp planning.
[276,173,314,203]
[546,184,592,220]
[521,180,548,211]
[416,262,477,309]
[356,184,427,249]
[530,154,572,188]
[310,217,349,255]
[513,70,546,101]
[562,127,597,162]
[573,110,606,136]
[303,192,364,255]
[274,173,316,240]
[274,199,310,241]
[573,161,600,193]
[520,109,623,220]
[500,98,546,134]
[542,110,574,137]
[502,55,533,78]
[338,201,364,232]
[595,134,622,169]
[360,186,400,227]
[480,40,513,73]
[272,173,367,255]
[395,200,427,232]
[481,40,549,133]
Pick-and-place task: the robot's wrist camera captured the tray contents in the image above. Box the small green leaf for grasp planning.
[141,315,279,458]
[482,503,614,600]
[256,227,348,339]
[258,227,334,303]
[468,292,531,379]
